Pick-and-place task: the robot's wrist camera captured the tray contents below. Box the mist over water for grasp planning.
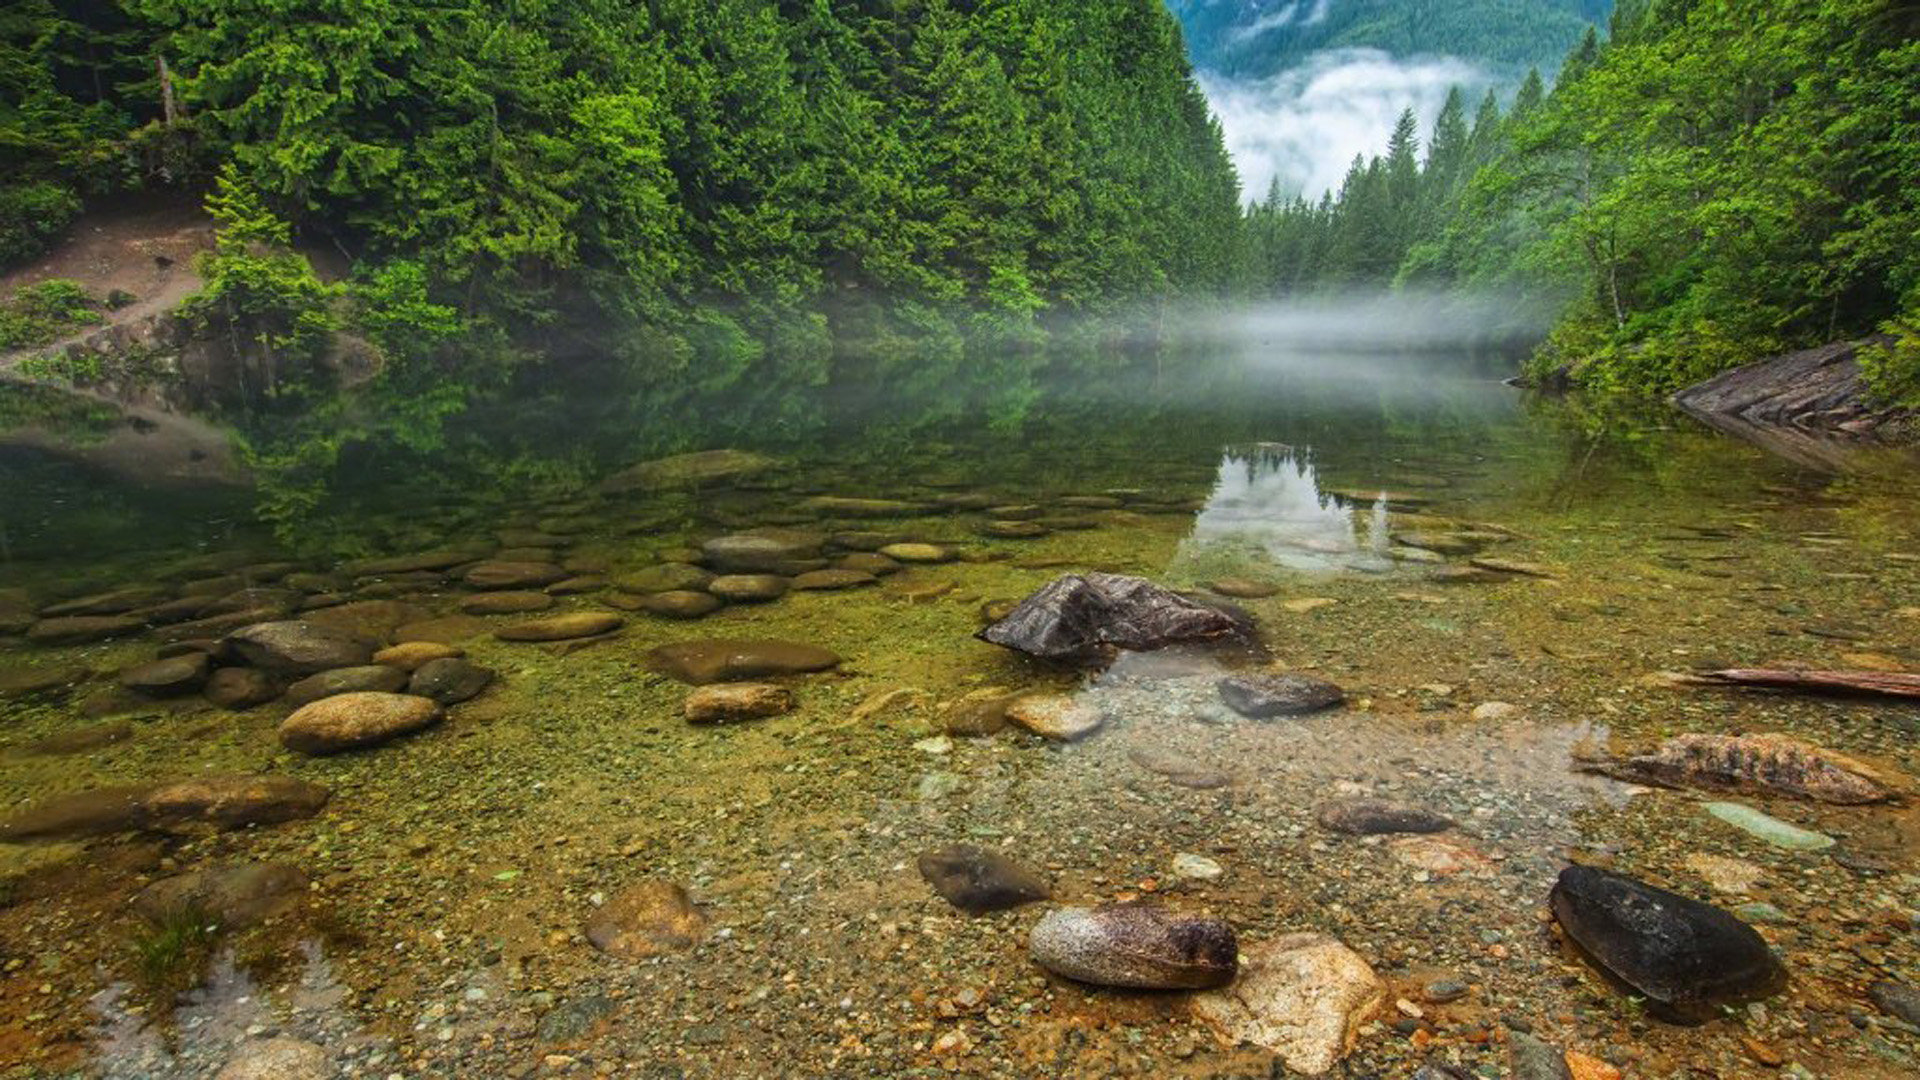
[1198,49,1492,199]
[1171,292,1553,356]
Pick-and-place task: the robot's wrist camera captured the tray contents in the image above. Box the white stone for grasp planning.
[1192,932,1386,1075]
[1471,701,1520,721]
[1170,852,1224,881]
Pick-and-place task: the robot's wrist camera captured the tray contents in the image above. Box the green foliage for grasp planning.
[0,277,100,348]
[1859,316,1920,408]
[0,182,81,265]
[1255,0,1920,397]
[129,904,218,991]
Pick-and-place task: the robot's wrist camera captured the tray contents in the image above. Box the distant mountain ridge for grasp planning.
[1169,0,1613,77]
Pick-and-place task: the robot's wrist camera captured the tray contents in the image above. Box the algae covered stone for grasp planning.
[279,692,443,754]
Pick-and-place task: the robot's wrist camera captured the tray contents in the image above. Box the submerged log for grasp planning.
[1691,668,1920,701]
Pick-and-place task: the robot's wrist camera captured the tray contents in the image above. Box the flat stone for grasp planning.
[584,880,707,959]
[1207,578,1280,599]
[1471,700,1521,721]
[1684,853,1764,895]
[917,845,1050,914]
[1549,864,1786,1019]
[1218,673,1344,717]
[224,620,373,675]
[800,496,934,518]
[1171,853,1225,881]
[646,639,841,685]
[495,612,624,642]
[1593,733,1892,804]
[0,775,329,839]
[791,569,877,591]
[981,520,1049,539]
[635,590,723,619]
[133,862,310,928]
[684,683,793,724]
[879,542,956,564]
[1030,904,1237,989]
[300,599,423,641]
[283,665,409,708]
[1193,932,1386,1075]
[836,552,903,576]
[22,720,135,755]
[391,615,491,644]
[344,548,484,576]
[1395,531,1496,556]
[1315,796,1454,835]
[204,667,281,710]
[1389,835,1491,876]
[461,591,555,615]
[27,615,144,645]
[1004,694,1104,741]
[1704,801,1835,850]
[615,563,715,595]
[1128,746,1232,789]
[409,658,494,705]
[156,607,287,643]
[1869,981,1920,1026]
[600,449,779,493]
[463,560,565,590]
[214,1038,332,1080]
[116,657,207,699]
[279,692,442,754]
[707,574,788,603]
[701,530,826,574]
[372,641,464,672]
[43,585,171,617]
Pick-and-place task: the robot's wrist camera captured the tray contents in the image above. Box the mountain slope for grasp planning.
[1171,0,1611,76]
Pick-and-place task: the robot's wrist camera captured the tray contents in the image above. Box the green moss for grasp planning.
[0,278,102,350]
[129,905,219,991]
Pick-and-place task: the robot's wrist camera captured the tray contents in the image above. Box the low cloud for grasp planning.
[1198,47,1491,202]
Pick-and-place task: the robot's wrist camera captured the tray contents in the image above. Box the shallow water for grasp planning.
[1,349,1917,1079]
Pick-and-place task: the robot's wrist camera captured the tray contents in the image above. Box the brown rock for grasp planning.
[0,775,331,839]
[214,1037,332,1080]
[119,654,212,697]
[0,664,90,700]
[1193,933,1386,1075]
[22,720,135,755]
[390,615,491,644]
[632,590,723,619]
[27,615,144,645]
[463,560,565,590]
[1585,732,1893,804]
[224,620,373,675]
[204,667,281,710]
[791,569,877,590]
[408,658,494,705]
[283,665,409,707]
[279,692,443,754]
[684,683,793,724]
[460,591,555,615]
[42,585,171,617]
[1004,695,1104,741]
[495,612,624,642]
[133,862,310,927]
[372,641,464,672]
[707,574,789,603]
[646,639,841,684]
[585,880,708,959]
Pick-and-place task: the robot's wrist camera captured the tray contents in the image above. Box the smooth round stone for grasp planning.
[494,546,561,564]
[119,654,211,697]
[1030,904,1237,989]
[214,1036,332,1080]
[546,575,606,596]
[1004,694,1104,741]
[683,683,793,724]
[283,665,409,707]
[879,542,956,564]
[645,639,841,684]
[615,563,714,595]
[986,505,1043,520]
[707,574,789,603]
[829,531,910,552]
[836,553,902,576]
[0,664,90,700]
[462,560,565,590]
[1058,495,1124,509]
[224,620,373,675]
[701,530,826,573]
[372,641,464,673]
[43,585,172,617]
[278,692,443,754]
[495,612,624,642]
[1208,577,1281,599]
[917,845,1050,914]
[460,591,555,615]
[636,591,723,620]
[584,880,707,960]
[1315,796,1455,835]
[27,615,144,645]
[791,569,876,591]
[204,667,280,710]
[1217,673,1345,718]
[408,657,494,705]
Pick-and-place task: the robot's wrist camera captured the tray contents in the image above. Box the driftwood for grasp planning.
[1691,668,1920,701]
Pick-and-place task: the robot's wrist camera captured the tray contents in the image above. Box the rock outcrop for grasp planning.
[1672,337,1914,468]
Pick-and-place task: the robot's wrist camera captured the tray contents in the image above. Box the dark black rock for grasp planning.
[537,994,617,1043]
[1549,865,1785,1021]
[976,573,1253,663]
[916,845,1050,914]
[1315,796,1454,835]
[1217,672,1344,717]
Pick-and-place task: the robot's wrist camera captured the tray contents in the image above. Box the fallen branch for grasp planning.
[1692,668,1920,700]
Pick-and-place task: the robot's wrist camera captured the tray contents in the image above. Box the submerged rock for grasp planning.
[1192,932,1386,1075]
[707,573,788,603]
[1128,746,1232,789]
[978,573,1253,664]
[408,657,494,705]
[1207,577,1280,599]
[0,664,89,700]
[1549,864,1785,1020]
[585,880,708,959]
[878,542,957,564]
[119,654,210,697]
[702,530,826,574]
[1703,801,1835,851]
[1869,980,1920,1026]
[224,620,373,675]
[1218,673,1344,718]
[495,612,624,642]
[1029,904,1237,989]
[1315,796,1454,835]
[917,845,1050,914]
[27,615,144,645]
[43,585,171,617]
[635,590,723,619]
[463,560,565,591]
[600,448,778,493]
[800,496,933,518]
[279,692,443,754]
[791,568,876,591]
[684,683,793,724]
[615,563,715,595]
[22,719,134,755]
[372,641,464,673]
[1508,1033,1575,1080]
[283,665,409,707]
[460,591,554,615]
[646,639,841,684]
[133,862,310,927]
[0,775,329,840]
[214,1037,332,1080]
[1583,733,1892,804]
[204,666,280,710]
[1004,694,1105,741]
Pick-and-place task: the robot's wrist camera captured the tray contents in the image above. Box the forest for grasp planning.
[1243,0,1920,401]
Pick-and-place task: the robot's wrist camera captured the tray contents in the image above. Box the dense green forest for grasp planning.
[1245,0,1920,400]
[1169,0,1613,76]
